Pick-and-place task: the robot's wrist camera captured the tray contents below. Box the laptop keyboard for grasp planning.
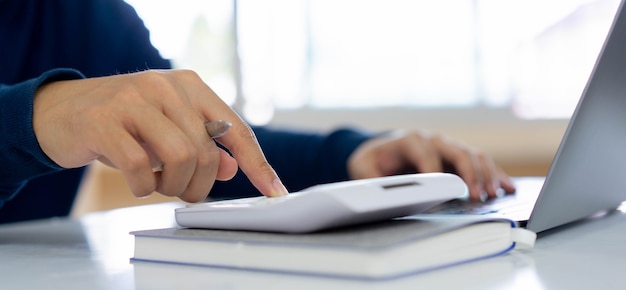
[424,194,534,219]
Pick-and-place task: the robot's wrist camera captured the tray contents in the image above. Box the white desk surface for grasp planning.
[1,200,625,290]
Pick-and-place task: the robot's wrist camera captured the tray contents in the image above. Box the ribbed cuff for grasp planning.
[0,68,85,186]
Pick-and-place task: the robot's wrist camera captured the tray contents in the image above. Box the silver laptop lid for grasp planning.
[526,0,626,233]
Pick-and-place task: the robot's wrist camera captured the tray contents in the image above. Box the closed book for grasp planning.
[131,216,535,280]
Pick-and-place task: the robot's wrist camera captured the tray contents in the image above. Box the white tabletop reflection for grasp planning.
[1,200,625,290]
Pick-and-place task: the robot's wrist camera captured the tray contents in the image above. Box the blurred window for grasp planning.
[126,0,620,124]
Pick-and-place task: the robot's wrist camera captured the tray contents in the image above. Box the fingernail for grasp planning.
[272,178,289,197]
[492,181,500,195]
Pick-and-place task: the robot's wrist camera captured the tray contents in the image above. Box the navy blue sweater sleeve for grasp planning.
[0,0,171,222]
[0,69,84,202]
[209,126,372,199]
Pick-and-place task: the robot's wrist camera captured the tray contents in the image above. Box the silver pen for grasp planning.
[204,119,232,139]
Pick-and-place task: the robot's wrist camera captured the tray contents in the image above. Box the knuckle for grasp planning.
[474,150,487,160]
[135,70,179,97]
[228,123,259,153]
[133,183,156,198]
[177,69,201,80]
[170,143,198,166]
[158,145,198,175]
[197,148,219,168]
[402,130,428,144]
[166,69,204,86]
[121,151,151,174]
[255,159,275,175]
[137,70,171,85]
[429,133,443,144]
[234,122,256,139]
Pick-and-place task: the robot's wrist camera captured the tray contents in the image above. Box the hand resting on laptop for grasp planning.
[348,130,516,201]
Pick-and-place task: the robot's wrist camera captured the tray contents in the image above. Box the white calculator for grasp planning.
[175,173,467,233]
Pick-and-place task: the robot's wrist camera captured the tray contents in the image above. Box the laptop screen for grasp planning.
[526,0,626,233]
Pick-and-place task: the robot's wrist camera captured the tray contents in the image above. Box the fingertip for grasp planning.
[134,190,153,199]
[486,181,499,198]
[130,185,155,199]
[264,178,288,197]
[219,121,289,197]
[178,189,211,203]
[125,170,158,199]
[468,183,483,201]
[500,175,517,193]
[503,182,517,194]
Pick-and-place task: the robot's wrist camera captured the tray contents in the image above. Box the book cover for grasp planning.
[131,215,534,280]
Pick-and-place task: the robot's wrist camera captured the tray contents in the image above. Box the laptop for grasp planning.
[427,0,626,233]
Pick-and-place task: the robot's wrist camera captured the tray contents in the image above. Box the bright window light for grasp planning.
[125,0,620,124]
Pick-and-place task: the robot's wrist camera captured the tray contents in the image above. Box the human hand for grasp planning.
[347,130,515,201]
[33,69,288,202]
